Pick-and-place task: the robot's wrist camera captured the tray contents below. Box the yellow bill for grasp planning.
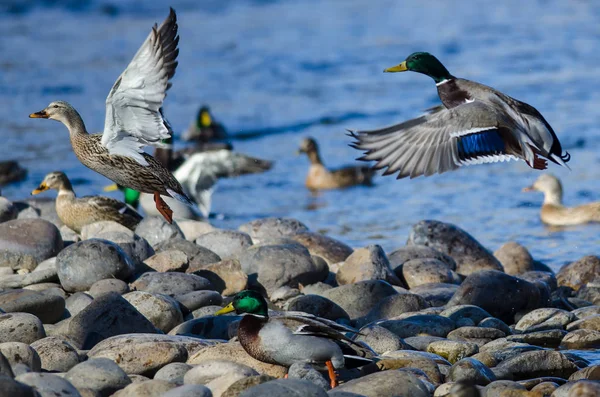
[31,183,48,195]
[200,112,212,127]
[215,302,235,315]
[384,61,408,73]
[522,186,534,192]
[103,184,119,192]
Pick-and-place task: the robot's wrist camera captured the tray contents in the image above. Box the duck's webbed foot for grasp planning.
[153,192,173,223]
[326,360,338,389]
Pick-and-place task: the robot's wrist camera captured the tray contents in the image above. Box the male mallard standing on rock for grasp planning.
[32,172,142,233]
[215,290,374,388]
[350,52,570,179]
[29,8,191,224]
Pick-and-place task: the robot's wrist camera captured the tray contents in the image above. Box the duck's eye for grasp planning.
[53,105,59,108]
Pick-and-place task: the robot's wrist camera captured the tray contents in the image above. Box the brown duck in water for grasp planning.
[29,8,191,224]
[32,171,142,233]
[298,137,374,190]
[523,174,600,226]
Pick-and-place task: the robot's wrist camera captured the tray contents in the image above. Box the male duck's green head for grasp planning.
[197,106,213,129]
[215,290,268,316]
[385,52,452,84]
[104,184,141,208]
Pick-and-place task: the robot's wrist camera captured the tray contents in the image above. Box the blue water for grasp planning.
[2,0,600,272]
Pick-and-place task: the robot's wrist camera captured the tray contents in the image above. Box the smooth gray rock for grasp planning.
[0,289,65,324]
[0,267,58,289]
[323,280,398,320]
[195,230,253,260]
[569,365,600,381]
[30,336,80,372]
[427,340,479,363]
[330,370,429,397]
[404,335,445,351]
[162,384,212,397]
[82,221,154,264]
[238,218,309,243]
[16,372,80,397]
[123,291,183,333]
[440,305,492,325]
[409,283,459,306]
[184,359,258,385]
[65,292,158,349]
[560,329,600,349]
[358,293,429,326]
[287,295,349,322]
[478,317,511,335]
[354,324,409,355]
[288,363,330,390]
[0,251,37,273]
[65,358,131,397]
[407,220,503,276]
[402,258,460,288]
[377,314,455,338]
[132,272,213,296]
[0,312,45,344]
[448,357,495,385]
[446,270,541,323]
[289,232,353,265]
[336,245,402,286]
[135,217,184,248]
[88,279,129,298]
[506,329,567,348]
[64,292,94,318]
[492,350,578,380]
[112,379,176,396]
[56,239,135,292]
[515,308,574,332]
[0,342,41,372]
[175,290,223,313]
[519,271,557,292]
[447,326,506,346]
[89,334,214,376]
[577,286,600,306]
[239,378,327,397]
[482,380,527,397]
[156,238,221,272]
[0,219,63,264]
[239,243,327,296]
[388,245,457,273]
[0,375,36,396]
[153,362,193,386]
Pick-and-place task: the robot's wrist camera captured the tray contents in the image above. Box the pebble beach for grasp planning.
[0,197,598,396]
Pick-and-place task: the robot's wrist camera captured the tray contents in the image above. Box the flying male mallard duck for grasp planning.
[29,8,191,223]
[350,52,570,179]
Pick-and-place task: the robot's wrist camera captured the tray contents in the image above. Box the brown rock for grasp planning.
[289,232,353,265]
[557,255,600,291]
[336,245,402,286]
[494,242,534,275]
[187,342,287,378]
[193,259,248,296]
[144,250,189,272]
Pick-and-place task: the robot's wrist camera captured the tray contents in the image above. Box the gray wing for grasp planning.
[101,8,179,166]
[350,100,519,179]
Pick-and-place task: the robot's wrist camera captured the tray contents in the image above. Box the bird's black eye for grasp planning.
[53,105,59,108]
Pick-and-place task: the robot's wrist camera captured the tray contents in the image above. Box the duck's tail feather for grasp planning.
[550,152,571,170]
[167,188,195,207]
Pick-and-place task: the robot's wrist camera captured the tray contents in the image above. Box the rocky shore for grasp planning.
[0,199,599,396]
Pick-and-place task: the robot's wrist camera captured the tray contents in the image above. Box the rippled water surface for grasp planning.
[2,0,600,271]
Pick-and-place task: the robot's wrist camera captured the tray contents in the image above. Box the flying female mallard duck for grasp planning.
[215,290,374,388]
[32,171,142,233]
[29,8,191,224]
[350,52,570,179]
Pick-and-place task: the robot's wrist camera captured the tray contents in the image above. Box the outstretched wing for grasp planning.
[349,100,520,179]
[101,8,179,166]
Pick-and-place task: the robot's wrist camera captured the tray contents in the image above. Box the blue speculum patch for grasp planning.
[457,129,506,160]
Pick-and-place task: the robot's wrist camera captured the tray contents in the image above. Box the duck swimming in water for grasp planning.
[350,52,570,179]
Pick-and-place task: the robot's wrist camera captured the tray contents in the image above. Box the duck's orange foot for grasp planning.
[153,192,173,224]
[326,360,338,389]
